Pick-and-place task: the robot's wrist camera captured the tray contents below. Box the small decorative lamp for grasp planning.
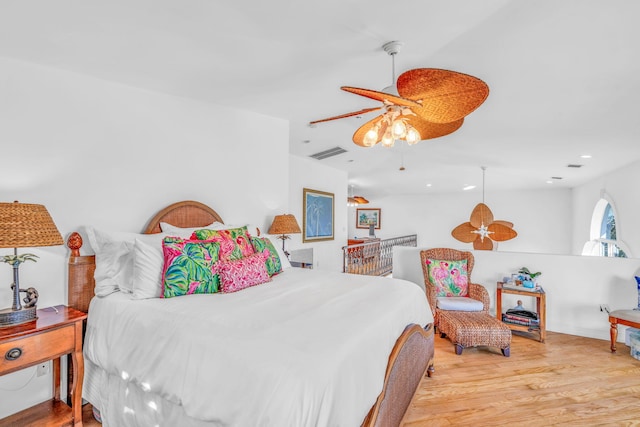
[0,201,63,327]
[268,214,301,258]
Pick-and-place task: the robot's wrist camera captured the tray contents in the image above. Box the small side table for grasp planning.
[0,305,87,426]
[496,282,546,343]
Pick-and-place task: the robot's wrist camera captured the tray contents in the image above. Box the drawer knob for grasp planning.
[5,347,22,361]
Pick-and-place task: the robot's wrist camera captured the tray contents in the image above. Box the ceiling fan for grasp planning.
[451,167,517,250]
[309,41,490,148]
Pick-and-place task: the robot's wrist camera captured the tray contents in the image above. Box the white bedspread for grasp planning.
[84,268,432,426]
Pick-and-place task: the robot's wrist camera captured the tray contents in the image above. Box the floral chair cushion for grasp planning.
[425,258,469,297]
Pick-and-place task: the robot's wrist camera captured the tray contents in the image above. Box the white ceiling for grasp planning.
[1,1,639,198]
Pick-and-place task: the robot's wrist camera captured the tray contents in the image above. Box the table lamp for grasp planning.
[268,214,301,258]
[0,201,63,327]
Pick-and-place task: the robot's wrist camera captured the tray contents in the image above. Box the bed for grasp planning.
[67,200,435,427]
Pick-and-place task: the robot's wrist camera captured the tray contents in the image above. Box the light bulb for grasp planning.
[406,127,420,145]
[363,127,379,147]
[381,129,394,148]
[391,119,407,139]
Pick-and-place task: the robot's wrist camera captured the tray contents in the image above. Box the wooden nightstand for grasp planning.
[0,305,87,426]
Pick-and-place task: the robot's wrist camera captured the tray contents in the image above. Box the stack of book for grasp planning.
[502,312,540,327]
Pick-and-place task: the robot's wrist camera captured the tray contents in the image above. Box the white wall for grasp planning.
[571,159,640,258]
[350,188,572,255]
[288,155,348,272]
[0,56,289,417]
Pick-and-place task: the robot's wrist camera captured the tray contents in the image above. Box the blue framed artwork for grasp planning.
[303,188,334,242]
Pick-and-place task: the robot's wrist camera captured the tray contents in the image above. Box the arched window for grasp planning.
[583,196,629,257]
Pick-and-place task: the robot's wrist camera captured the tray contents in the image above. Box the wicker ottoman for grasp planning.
[438,311,512,356]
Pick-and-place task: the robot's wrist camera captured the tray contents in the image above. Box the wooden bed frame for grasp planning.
[66,200,434,427]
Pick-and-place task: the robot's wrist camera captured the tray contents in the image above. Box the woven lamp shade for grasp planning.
[0,202,63,248]
[268,214,301,235]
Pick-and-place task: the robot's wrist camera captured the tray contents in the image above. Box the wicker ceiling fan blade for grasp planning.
[397,68,489,124]
[352,115,388,147]
[405,115,464,141]
[341,86,422,108]
[309,107,382,125]
[473,237,494,251]
[488,223,518,241]
[469,203,494,228]
[451,222,478,243]
[493,220,514,229]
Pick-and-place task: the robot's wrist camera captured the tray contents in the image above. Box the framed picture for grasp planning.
[303,188,335,242]
[356,208,381,229]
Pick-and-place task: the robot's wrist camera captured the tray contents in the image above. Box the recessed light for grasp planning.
[546,180,553,184]
[580,154,592,159]
[462,185,476,191]
[426,183,432,187]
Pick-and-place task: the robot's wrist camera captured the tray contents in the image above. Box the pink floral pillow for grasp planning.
[425,258,469,297]
[191,226,255,261]
[216,252,270,293]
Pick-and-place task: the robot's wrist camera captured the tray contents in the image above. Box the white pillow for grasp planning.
[92,240,133,296]
[131,238,165,299]
[159,222,218,238]
[85,227,167,294]
[220,223,262,237]
[161,221,262,238]
[436,297,484,311]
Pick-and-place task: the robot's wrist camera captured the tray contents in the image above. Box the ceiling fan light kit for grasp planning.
[310,41,489,149]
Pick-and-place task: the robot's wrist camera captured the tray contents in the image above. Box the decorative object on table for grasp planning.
[0,201,63,327]
[267,214,301,258]
[451,167,517,250]
[635,276,640,310]
[517,267,541,288]
[356,208,381,230]
[309,41,489,148]
[302,188,334,243]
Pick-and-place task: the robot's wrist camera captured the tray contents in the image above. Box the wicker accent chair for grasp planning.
[419,248,490,330]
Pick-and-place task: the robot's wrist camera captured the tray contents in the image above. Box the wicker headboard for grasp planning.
[67,200,224,313]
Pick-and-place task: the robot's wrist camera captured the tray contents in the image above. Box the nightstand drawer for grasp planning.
[0,325,74,375]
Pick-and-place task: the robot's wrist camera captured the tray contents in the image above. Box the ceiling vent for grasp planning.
[551,176,563,180]
[567,164,583,168]
[309,146,347,160]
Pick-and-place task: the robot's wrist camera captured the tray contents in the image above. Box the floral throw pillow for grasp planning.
[425,258,469,297]
[191,226,255,261]
[217,252,271,293]
[250,236,282,276]
[162,237,221,298]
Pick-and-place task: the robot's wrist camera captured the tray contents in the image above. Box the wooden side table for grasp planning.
[496,282,546,343]
[0,305,87,426]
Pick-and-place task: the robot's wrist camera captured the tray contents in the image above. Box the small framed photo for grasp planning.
[303,188,334,242]
[356,208,381,229]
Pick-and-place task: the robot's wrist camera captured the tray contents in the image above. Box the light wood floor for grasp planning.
[401,331,640,426]
[82,331,640,426]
